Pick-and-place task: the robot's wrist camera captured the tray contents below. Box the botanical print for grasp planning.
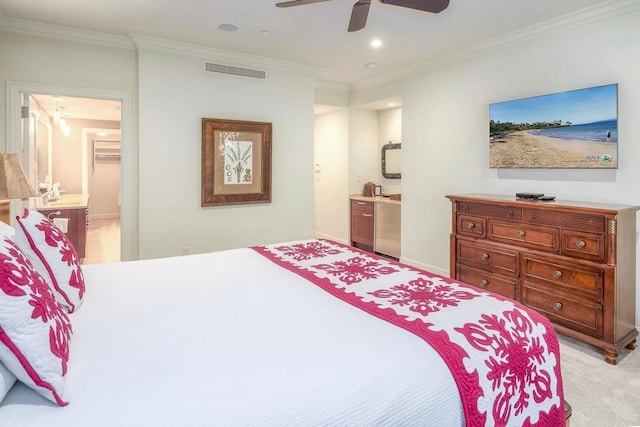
[224,140,253,185]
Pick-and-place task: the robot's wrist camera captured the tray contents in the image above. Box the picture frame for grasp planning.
[202,118,272,206]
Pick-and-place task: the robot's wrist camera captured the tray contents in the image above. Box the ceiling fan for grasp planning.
[275,0,450,32]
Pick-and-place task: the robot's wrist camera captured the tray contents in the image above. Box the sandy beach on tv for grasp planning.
[490,130,617,168]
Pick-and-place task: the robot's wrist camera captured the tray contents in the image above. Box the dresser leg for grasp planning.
[603,348,618,365]
[625,339,637,350]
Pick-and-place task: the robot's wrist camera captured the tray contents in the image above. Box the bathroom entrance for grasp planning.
[22,92,122,264]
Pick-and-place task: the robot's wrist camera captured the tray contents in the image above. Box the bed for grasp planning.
[1,228,568,425]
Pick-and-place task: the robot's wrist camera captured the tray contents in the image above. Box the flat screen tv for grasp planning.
[489,83,618,169]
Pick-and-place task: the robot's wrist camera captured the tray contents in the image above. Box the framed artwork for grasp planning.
[201,118,272,206]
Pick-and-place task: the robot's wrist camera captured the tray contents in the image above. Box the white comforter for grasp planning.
[0,247,463,426]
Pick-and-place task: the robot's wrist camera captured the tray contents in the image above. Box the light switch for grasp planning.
[314,163,321,173]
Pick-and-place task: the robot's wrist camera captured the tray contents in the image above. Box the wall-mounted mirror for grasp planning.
[382,142,401,179]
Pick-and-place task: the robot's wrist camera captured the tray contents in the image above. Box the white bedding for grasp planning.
[0,247,463,426]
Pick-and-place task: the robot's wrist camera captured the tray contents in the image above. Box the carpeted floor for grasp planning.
[560,335,640,427]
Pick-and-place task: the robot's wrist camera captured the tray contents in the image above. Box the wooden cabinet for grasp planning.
[350,199,374,252]
[447,193,639,364]
[40,207,88,259]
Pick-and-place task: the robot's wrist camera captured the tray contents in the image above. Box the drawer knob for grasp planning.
[553,270,562,279]
[479,279,488,287]
[553,302,563,311]
[466,223,476,230]
[531,214,537,220]
[480,253,489,261]
[576,240,586,249]
[516,230,526,238]
[463,206,469,211]
[508,210,514,217]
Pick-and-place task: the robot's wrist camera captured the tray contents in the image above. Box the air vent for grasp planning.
[205,62,266,79]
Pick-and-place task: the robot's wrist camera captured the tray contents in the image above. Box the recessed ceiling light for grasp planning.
[370,39,382,48]
[365,62,378,69]
[261,30,270,36]
[218,23,238,32]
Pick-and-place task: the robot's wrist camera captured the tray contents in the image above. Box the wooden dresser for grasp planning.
[446,193,639,364]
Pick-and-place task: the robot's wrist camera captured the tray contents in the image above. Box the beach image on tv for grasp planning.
[489,84,618,168]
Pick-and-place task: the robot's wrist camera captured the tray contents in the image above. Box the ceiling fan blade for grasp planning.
[275,0,333,7]
[379,0,449,13]
[348,0,371,32]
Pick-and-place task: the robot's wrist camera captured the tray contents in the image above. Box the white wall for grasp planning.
[347,10,640,324]
[348,108,379,195]
[314,109,349,243]
[377,107,402,195]
[137,48,316,258]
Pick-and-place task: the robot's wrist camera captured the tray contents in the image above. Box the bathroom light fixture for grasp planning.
[0,153,36,201]
[370,39,382,48]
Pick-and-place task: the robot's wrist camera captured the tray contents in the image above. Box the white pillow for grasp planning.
[0,220,14,239]
[0,361,17,403]
[15,208,85,313]
[0,228,72,405]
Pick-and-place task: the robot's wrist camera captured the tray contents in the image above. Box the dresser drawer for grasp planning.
[456,264,518,300]
[351,200,373,214]
[523,255,603,300]
[523,208,606,233]
[457,202,522,221]
[561,230,605,262]
[523,283,603,338]
[488,220,559,252]
[456,239,519,277]
[457,214,485,238]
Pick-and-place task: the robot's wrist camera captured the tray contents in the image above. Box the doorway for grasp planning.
[6,80,137,261]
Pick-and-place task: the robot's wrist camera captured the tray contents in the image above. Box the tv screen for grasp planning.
[489,84,618,169]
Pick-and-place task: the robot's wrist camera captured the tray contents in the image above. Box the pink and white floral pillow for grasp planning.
[0,361,16,403]
[0,228,72,405]
[15,209,85,313]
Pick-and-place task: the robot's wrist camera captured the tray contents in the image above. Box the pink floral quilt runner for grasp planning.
[253,239,565,427]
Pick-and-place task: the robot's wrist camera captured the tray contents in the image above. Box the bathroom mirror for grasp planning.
[382,142,401,179]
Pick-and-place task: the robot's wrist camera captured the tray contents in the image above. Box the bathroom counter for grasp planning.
[38,193,90,210]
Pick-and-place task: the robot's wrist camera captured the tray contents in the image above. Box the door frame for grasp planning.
[6,80,138,261]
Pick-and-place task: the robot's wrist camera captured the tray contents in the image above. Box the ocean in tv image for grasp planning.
[489,84,618,169]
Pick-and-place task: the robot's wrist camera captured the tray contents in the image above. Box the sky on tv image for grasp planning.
[490,84,618,142]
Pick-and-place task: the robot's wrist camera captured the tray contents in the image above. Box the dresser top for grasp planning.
[446,193,640,214]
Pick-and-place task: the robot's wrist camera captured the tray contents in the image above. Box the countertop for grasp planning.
[38,193,90,210]
[350,195,401,206]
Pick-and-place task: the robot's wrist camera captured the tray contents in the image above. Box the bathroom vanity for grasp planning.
[38,193,89,259]
[350,196,401,259]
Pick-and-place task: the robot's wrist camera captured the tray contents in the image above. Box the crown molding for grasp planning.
[129,34,319,76]
[0,16,135,50]
[352,0,640,91]
[315,80,350,93]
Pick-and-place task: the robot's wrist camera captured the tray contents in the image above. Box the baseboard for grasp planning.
[313,232,348,245]
[400,256,449,277]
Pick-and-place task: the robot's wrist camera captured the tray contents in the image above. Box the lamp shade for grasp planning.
[0,153,37,200]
